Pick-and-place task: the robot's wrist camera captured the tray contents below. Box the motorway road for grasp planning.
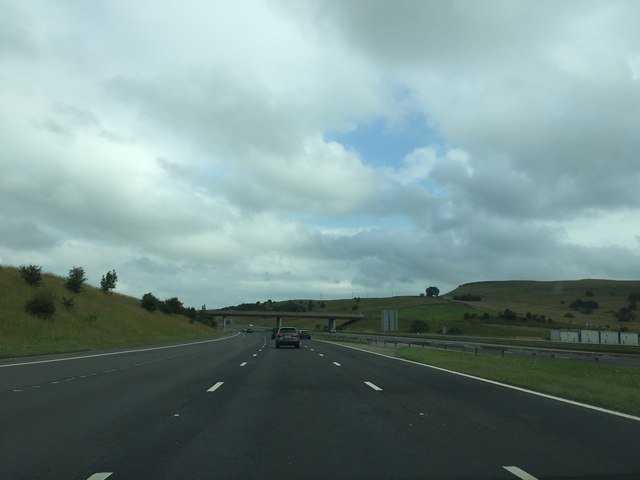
[1,333,639,480]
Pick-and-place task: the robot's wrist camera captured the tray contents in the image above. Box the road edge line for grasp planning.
[320,340,640,423]
[0,333,240,368]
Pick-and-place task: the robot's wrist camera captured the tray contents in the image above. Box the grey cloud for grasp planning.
[0,220,58,250]
[106,73,308,159]
[35,104,101,138]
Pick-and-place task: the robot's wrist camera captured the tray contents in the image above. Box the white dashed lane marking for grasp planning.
[503,466,538,480]
[207,381,224,393]
[87,473,113,480]
[364,381,383,391]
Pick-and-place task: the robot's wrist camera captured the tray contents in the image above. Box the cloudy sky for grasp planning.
[1,1,639,308]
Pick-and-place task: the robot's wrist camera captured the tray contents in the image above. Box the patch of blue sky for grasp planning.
[327,111,444,168]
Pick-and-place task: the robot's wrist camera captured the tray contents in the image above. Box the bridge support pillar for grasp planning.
[276,316,282,328]
[328,317,336,331]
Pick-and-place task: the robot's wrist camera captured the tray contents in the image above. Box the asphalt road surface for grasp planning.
[1,333,639,480]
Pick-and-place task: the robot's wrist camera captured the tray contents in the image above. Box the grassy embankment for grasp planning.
[396,346,640,417]
[0,266,219,358]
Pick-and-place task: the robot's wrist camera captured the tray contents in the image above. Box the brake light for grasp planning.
[293,333,299,337]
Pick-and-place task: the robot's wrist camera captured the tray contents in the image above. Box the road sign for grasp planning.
[381,309,398,332]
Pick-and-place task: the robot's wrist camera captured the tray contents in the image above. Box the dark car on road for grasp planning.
[299,329,311,339]
[275,326,300,348]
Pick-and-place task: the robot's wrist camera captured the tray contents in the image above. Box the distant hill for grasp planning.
[0,265,218,358]
[445,279,640,332]
[227,279,639,339]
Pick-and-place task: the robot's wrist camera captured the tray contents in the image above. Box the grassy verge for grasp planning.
[313,334,372,345]
[396,347,640,417]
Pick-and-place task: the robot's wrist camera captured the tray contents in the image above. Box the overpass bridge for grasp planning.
[205,310,365,331]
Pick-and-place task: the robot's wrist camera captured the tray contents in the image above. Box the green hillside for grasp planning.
[229,279,640,340]
[4,265,638,359]
[445,279,640,332]
[0,265,219,358]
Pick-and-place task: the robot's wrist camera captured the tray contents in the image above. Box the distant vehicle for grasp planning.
[275,327,300,349]
[328,329,337,333]
[299,329,311,339]
[246,327,253,333]
[271,327,278,339]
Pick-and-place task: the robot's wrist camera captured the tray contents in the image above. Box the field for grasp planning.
[0,266,219,358]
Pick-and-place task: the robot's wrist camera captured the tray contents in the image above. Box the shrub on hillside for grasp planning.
[19,264,43,286]
[65,266,87,293]
[25,290,56,319]
[163,297,184,314]
[569,299,598,314]
[410,319,429,333]
[141,292,160,312]
[61,296,75,311]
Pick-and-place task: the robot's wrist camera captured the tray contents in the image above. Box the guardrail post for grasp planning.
[474,347,478,357]
[501,349,504,358]
[594,357,599,367]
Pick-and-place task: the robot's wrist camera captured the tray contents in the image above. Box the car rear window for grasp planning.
[279,327,297,333]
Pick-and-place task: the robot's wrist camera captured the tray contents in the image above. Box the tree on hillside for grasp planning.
[141,292,160,312]
[426,286,440,297]
[19,264,43,286]
[100,269,118,294]
[163,297,184,314]
[65,266,86,293]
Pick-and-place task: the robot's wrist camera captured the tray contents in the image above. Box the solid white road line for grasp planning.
[325,341,640,423]
[333,362,341,367]
[207,381,224,392]
[364,381,383,391]
[87,473,113,480]
[0,334,239,368]
[240,362,248,367]
[503,466,539,480]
